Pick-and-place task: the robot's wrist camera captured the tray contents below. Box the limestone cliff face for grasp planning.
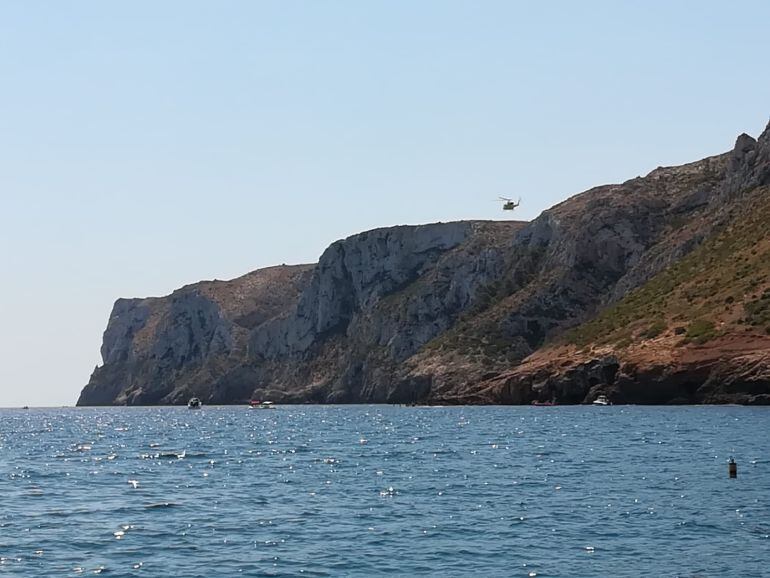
[79,120,770,406]
[77,265,313,405]
[251,222,476,358]
[78,222,525,405]
[235,221,526,403]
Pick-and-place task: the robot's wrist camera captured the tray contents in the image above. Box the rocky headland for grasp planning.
[78,121,770,406]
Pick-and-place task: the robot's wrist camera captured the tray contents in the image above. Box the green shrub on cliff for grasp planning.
[684,319,716,344]
[744,289,770,326]
[642,319,667,339]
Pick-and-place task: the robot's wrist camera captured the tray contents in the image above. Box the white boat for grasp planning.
[592,395,610,406]
[187,397,202,409]
[249,400,275,409]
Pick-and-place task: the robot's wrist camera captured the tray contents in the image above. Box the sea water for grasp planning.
[0,405,768,577]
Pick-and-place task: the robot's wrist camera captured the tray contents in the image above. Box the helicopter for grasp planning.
[498,196,521,211]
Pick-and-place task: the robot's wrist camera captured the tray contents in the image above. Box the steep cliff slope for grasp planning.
[474,184,770,406]
[448,123,770,405]
[79,222,526,405]
[78,265,313,405]
[79,120,770,405]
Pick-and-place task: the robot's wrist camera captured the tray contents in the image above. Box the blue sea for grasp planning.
[0,406,768,577]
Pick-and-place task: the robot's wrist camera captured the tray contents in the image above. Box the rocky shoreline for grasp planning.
[463,336,770,407]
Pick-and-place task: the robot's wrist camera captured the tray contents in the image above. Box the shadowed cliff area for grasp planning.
[78,121,770,406]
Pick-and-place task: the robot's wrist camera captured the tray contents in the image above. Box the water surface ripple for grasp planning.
[0,406,768,576]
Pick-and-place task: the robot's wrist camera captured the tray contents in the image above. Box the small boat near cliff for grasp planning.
[187,397,202,409]
[592,395,610,406]
[249,400,275,409]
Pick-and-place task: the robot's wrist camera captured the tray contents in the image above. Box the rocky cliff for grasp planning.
[78,120,770,406]
[78,265,314,405]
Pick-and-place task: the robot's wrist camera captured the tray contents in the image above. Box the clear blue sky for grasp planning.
[1,1,768,406]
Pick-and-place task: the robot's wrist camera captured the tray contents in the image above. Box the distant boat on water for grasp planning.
[249,400,275,409]
[187,397,202,409]
[592,395,610,406]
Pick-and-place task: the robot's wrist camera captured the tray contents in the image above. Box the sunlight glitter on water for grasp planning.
[0,406,768,576]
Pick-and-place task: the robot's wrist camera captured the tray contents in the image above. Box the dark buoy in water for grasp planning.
[728,457,737,479]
